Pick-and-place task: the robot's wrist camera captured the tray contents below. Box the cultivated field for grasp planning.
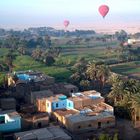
[0,37,140,82]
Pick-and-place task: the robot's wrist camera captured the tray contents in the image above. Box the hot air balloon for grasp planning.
[63,20,70,27]
[98,5,109,18]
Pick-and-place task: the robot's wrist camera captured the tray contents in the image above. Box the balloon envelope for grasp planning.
[98,5,109,18]
[63,20,70,27]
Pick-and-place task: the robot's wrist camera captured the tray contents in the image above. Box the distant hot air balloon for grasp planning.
[63,20,70,28]
[98,5,109,18]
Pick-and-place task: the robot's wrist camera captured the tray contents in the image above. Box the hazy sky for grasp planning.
[0,0,140,32]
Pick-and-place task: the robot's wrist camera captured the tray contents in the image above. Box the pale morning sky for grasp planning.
[0,0,140,32]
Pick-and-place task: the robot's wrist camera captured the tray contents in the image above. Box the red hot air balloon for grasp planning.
[98,5,109,18]
[63,20,70,27]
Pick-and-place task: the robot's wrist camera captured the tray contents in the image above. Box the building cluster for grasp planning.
[44,91,115,133]
[0,70,116,140]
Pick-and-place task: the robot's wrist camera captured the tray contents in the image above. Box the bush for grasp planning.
[44,56,55,66]
[80,80,90,91]
[99,133,111,140]
[0,73,5,87]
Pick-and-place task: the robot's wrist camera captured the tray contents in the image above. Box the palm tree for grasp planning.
[8,35,19,49]
[129,94,140,121]
[86,61,110,90]
[80,80,90,91]
[4,53,14,72]
[123,79,140,98]
[108,80,124,104]
[45,35,51,48]
[31,48,42,61]
[86,61,97,80]
[73,57,87,73]
[70,72,81,85]
[18,46,26,55]
[108,73,121,85]
[96,64,110,89]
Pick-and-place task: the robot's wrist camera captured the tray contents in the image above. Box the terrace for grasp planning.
[9,70,54,83]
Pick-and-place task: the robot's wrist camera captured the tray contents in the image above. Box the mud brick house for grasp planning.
[52,90,115,133]
[29,89,54,104]
[7,70,55,101]
[36,94,74,113]
[21,112,49,130]
[44,83,78,96]
[0,110,21,133]
[14,126,71,140]
[0,98,16,110]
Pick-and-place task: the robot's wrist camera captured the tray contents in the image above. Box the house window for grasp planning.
[136,116,140,121]
[71,89,74,93]
[56,103,58,108]
[38,122,42,128]
[78,126,81,129]
[107,121,110,124]
[98,122,101,129]
[88,124,92,127]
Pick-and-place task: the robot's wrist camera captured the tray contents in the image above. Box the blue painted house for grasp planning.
[0,110,21,132]
[45,94,74,114]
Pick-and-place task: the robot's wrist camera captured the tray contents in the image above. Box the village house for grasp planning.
[36,90,115,133]
[7,70,78,103]
[14,126,72,140]
[40,83,78,96]
[0,110,21,132]
[7,70,55,100]
[8,70,55,87]
[21,112,49,130]
[52,90,115,133]
[29,89,54,104]
[0,98,16,110]
[53,109,115,133]
[36,94,74,114]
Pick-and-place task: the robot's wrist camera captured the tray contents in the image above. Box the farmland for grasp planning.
[110,61,140,79]
[0,36,140,83]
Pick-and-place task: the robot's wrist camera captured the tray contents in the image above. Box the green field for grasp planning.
[110,61,140,76]
[12,55,72,82]
[0,48,9,56]
[0,38,139,83]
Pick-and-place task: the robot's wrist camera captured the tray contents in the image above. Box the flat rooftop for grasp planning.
[0,110,20,118]
[10,70,54,82]
[64,84,77,89]
[14,126,71,140]
[53,102,114,122]
[68,111,115,123]
[46,94,67,102]
[69,95,103,102]
[78,102,113,112]
[71,90,103,99]
[82,90,101,96]
[21,112,49,120]
[31,90,54,98]
[54,109,78,116]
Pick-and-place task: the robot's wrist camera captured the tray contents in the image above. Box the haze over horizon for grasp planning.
[0,0,140,33]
